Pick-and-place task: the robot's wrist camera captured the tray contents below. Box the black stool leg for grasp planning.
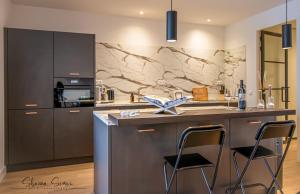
[263,159,284,194]
[164,157,180,194]
[230,155,254,194]
[165,169,176,194]
[163,161,176,194]
[266,137,293,194]
[163,161,169,191]
[232,152,246,194]
[200,168,213,194]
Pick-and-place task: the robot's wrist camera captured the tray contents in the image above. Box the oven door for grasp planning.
[54,86,94,108]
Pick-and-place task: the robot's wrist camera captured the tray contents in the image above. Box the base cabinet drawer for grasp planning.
[54,108,93,159]
[8,109,54,164]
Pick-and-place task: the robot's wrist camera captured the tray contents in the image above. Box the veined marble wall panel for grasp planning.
[96,42,246,102]
[223,46,247,91]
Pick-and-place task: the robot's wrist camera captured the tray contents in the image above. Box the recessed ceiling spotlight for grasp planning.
[139,11,144,15]
[207,19,211,23]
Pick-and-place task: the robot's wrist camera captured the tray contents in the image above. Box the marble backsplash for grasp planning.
[96,42,246,102]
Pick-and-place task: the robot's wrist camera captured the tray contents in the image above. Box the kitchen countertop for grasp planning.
[107,107,296,126]
[95,100,238,110]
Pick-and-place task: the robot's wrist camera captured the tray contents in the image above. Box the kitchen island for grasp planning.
[93,107,295,194]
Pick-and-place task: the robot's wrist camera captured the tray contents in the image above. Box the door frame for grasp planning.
[260,30,289,111]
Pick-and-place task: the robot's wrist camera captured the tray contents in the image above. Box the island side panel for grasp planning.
[111,123,177,194]
[176,119,230,194]
[229,116,278,194]
[94,116,112,194]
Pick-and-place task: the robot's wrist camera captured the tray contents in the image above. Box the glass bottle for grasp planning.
[266,84,275,109]
[257,90,265,109]
[238,80,246,110]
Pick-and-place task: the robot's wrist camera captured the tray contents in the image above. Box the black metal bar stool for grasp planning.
[228,120,296,194]
[163,125,226,194]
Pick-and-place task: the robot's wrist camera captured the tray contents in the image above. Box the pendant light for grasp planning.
[167,0,177,42]
[282,0,292,49]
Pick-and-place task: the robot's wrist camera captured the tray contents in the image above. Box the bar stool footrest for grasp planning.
[226,183,269,194]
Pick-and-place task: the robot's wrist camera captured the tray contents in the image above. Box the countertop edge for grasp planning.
[95,101,238,110]
[108,109,296,126]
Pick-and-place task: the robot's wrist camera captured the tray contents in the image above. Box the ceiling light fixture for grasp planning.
[282,0,292,49]
[207,19,211,22]
[139,11,144,15]
[166,0,177,42]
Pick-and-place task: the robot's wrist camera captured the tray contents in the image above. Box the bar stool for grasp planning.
[228,120,296,194]
[163,125,226,194]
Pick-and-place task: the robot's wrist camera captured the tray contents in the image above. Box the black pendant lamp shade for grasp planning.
[282,23,292,49]
[167,0,177,42]
[282,0,292,49]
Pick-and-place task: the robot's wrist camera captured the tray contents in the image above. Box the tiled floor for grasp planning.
[0,140,299,194]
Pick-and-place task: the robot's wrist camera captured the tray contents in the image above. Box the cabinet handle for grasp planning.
[69,110,80,113]
[25,104,38,107]
[69,72,80,76]
[137,129,156,133]
[248,120,262,124]
[25,112,38,115]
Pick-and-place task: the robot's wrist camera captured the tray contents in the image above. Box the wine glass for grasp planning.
[257,90,265,109]
[224,89,232,110]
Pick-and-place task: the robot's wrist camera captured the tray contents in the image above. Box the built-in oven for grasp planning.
[54,78,94,108]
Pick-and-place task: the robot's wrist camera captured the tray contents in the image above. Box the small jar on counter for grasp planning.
[130,93,135,103]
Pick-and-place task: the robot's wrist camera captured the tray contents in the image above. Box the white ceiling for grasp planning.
[11,0,286,26]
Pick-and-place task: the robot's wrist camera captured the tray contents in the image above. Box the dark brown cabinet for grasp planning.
[8,109,53,164]
[54,107,93,159]
[110,124,177,194]
[54,32,95,78]
[5,28,95,171]
[7,29,53,109]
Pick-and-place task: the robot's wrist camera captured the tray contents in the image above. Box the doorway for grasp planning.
[260,20,297,136]
[260,20,299,193]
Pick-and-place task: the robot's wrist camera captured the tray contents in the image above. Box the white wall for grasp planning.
[225,0,300,161]
[0,0,11,182]
[8,4,224,50]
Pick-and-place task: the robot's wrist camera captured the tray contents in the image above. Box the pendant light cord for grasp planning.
[286,0,288,24]
[171,0,173,11]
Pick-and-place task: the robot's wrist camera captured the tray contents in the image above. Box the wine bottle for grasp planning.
[238,80,246,110]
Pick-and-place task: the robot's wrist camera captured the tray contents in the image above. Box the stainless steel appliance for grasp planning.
[54,78,94,108]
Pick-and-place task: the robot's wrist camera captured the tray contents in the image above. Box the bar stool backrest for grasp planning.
[255,120,296,141]
[178,125,225,150]
[229,120,296,194]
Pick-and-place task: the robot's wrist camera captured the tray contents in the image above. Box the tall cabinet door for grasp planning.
[54,107,93,159]
[7,29,53,110]
[54,32,95,78]
[9,109,54,164]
